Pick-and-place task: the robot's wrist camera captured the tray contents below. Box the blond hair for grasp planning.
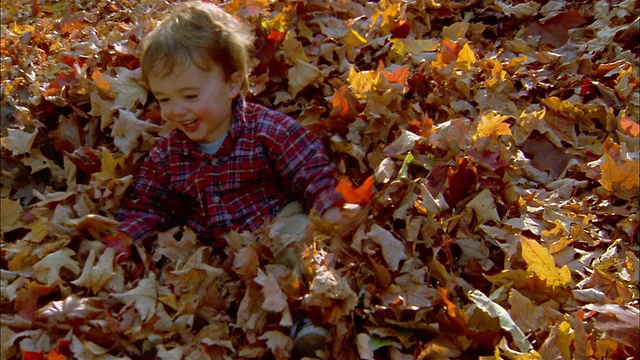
[140,1,254,93]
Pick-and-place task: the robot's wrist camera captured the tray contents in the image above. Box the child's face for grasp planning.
[148,62,242,143]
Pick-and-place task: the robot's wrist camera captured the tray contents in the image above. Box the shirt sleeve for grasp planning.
[116,147,180,243]
[262,112,344,215]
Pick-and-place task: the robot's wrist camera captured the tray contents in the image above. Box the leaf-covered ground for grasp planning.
[1,0,639,359]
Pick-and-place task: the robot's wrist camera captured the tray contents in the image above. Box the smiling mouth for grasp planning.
[182,119,199,131]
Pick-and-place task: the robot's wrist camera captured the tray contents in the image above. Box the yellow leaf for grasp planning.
[599,139,639,193]
[24,217,48,243]
[104,67,147,111]
[474,112,513,140]
[93,148,127,181]
[456,42,476,72]
[344,28,367,47]
[521,237,571,287]
[348,66,378,98]
[556,321,574,360]
[91,70,111,92]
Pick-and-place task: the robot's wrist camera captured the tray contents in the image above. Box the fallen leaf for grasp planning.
[468,289,533,353]
[33,248,81,286]
[288,58,323,98]
[71,248,116,294]
[367,224,408,272]
[521,236,571,288]
[111,274,159,322]
[335,176,374,205]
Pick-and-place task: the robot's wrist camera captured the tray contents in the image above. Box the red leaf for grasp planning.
[23,351,45,360]
[391,20,411,39]
[336,176,374,205]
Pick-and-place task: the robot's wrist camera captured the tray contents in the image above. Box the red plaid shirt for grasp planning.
[117,101,342,245]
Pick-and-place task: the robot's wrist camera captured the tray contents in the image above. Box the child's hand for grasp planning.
[102,232,133,261]
[313,203,365,234]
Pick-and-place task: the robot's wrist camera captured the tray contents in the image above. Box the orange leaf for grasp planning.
[46,349,66,360]
[329,85,359,121]
[91,70,111,92]
[381,65,410,85]
[336,176,374,205]
[620,116,639,137]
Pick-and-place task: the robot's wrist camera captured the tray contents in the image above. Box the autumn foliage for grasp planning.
[1,0,639,359]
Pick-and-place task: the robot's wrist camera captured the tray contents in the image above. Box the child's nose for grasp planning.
[172,102,187,117]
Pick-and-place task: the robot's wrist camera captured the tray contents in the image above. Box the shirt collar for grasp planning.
[227,96,247,142]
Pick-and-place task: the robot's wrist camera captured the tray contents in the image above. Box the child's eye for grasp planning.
[185,94,198,100]
[157,98,169,104]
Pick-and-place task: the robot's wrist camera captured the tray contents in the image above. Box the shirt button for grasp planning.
[211,158,218,165]
[212,196,220,203]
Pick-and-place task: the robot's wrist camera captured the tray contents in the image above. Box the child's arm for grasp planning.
[264,114,343,214]
[115,148,181,245]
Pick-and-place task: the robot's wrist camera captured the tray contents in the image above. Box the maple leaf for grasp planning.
[258,330,293,358]
[521,236,571,288]
[287,58,323,98]
[33,248,81,286]
[111,274,159,322]
[599,139,639,198]
[455,43,476,72]
[103,67,147,111]
[255,269,287,313]
[35,294,102,327]
[111,109,158,155]
[473,112,513,140]
[465,188,501,225]
[71,248,116,294]
[335,176,374,205]
[14,282,58,321]
[92,148,127,181]
[1,128,39,155]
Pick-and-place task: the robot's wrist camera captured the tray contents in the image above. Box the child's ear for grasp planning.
[228,72,243,98]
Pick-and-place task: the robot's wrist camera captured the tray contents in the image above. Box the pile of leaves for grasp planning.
[1,0,639,359]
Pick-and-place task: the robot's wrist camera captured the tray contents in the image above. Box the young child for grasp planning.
[104,1,346,358]
[111,1,344,247]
